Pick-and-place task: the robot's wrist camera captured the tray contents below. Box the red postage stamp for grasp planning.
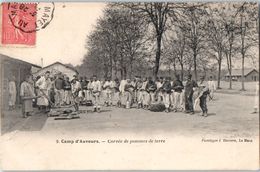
[2,3,37,45]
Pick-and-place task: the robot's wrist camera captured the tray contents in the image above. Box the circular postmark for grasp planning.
[7,2,55,33]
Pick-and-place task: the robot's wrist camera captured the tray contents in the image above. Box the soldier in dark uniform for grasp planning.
[161,77,172,113]
[184,74,198,114]
[146,76,157,105]
[197,76,210,117]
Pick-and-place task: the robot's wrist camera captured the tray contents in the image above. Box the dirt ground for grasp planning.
[1,91,258,138]
[1,91,259,170]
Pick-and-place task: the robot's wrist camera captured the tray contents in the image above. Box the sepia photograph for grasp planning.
[0,2,259,170]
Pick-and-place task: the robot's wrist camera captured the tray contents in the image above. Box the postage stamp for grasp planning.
[1,2,55,46]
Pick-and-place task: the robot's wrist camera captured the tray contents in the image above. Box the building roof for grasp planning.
[225,69,259,77]
[39,61,78,74]
[0,53,42,68]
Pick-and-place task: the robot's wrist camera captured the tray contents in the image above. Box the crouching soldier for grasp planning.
[161,77,172,113]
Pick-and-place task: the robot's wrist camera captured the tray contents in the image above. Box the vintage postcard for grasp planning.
[0,2,259,170]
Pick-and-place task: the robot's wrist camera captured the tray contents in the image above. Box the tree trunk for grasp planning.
[114,62,118,79]
[123,66,127,79]
[120,68,123,80]
[180,63,184,81]
[193,53,197,81]
[241,56,245,91]
[154,34,162,78]
[228,56,232,89]
[226,53,232,89]
[173,58,177,73]
[217,59,221,89]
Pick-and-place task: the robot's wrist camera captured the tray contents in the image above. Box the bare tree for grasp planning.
[83,5,148,79]
[175,6,208,81]
[162,28,189,80]
[235,2,258,90]
[116,2,205,78]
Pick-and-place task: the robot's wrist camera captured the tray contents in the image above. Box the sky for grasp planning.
[0,2,107,67]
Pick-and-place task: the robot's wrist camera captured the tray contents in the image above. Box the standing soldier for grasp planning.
[113,78,121,107]
[184,74,198,115]
[36,71,51,113]
[103,77,114,106]
[131,76,138,104]
[146,76,157,105]
[135,76,143,108]
[80,76,89,101]
[155,77,163,103]
[161,77,172,113]
[8,76,16,110]
[20,75,37,118]
[172,74,184,112]
[91,75,102,112]
[63,77,72,105]
[71,77,81,98]
[124,79,135,108]
[86,77,94,101]
[197,76,210,117]
[54,74,64,106]
[138,77,148,109]
[119,76,127,107]
[207,76,216,101]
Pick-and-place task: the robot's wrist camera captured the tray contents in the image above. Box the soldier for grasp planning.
[146,76,157,105]
[80,76,89,101]
[91,75,102,112]
[63,76,72,105]
[161,77,172,113]
[131,76,138,104]
[36,71,51,113]
[135,76,143,108]
[207,76,216,101]
[123,79,135,108]
[86,77,94,101]
[172,74,184,112]
[119,76,127,107]
[113,78,121,107]
[54,73,65,106]
[155,77,163,103]
[138,77,149,109]
[8,76,16,110]
[197,76,210,117]
[103,77,114,106]
[184,74,198,115]
[20,75,36,118]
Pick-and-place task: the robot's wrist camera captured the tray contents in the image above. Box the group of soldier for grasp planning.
[17,71,216,118]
